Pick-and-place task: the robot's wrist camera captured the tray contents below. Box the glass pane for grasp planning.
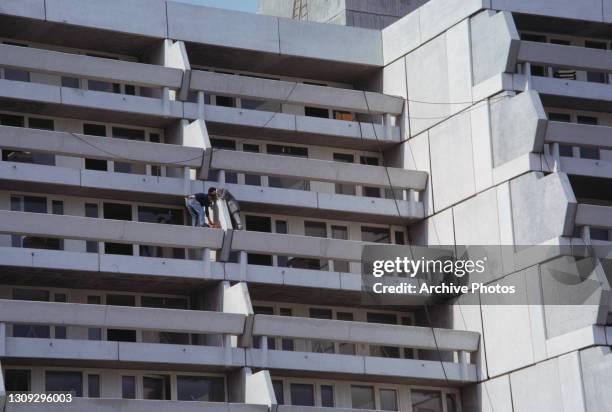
[23,196,47,213]
[380,389,398,411]
[143,376,168,400]
[304,221,327,237]
[321,385,334,407]
[88,375,100,398]
[106,294,135,306]
[446,393,459,412]
[411,390,443,412]
[13,288,49,301]
[290,383,314,406]
[177,376,225,402]
[121,376,135,399]
[6,370,31,391]
[361,227,391,243]
[273,380,284,405]
[141,296,188,309]
[62,76,80,88]
[46,371,82,397]
[4,68,30,82]
[351,385,375,410]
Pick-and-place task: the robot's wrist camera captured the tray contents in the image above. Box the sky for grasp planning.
[174,0,258,13]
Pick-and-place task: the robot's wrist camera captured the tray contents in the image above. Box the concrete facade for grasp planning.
[0,0,610,411]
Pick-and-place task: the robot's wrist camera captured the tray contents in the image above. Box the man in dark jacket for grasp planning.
[185,187,216,227]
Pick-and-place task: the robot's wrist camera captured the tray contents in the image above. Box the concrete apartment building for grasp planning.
[0,0,611,411]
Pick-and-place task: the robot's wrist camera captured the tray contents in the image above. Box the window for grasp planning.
[590,228,610,241]
[362,226,391,243]
[290,383,314,406]
[88,80,120,93]
[304,106,329,118]
[143,375,170,400]
[5,370,31,392]
[215,95,235,107]
[273,380,284,405]
[446,393,459,412]
[334,110,354,121]
[321,385,334,407]
[4,67,30,82]
[411,390,443,412]
[304,221,327,238]
[46,371,83,397]
[275,220,289,267]
[62,76,80,88]
[380,389,398,411]
[106,294,136,306]
[579,146,600,160]
[241,98,280,113]
[141,296,188,309]
[51,201,63,215]
[351,385,375,410]
[121,376,136,399]
[394,231,405,245]
[107,294,136,342]
[177,376,225,402]
[88,375,100,398]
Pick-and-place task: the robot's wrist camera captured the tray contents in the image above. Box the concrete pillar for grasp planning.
[227,367,249,403]
[551,142,561,172]
[0,322,5,356]
[198,91,206,119]
[525,62,532,90]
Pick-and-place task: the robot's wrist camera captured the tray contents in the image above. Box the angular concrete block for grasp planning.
[509,172,577,245]
[490,90,547,167]
[470,10,520,85]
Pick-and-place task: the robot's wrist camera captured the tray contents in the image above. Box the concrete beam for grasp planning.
[519,40,612,73]
[231,230,365,261]
[1,399,268,412]
[5,337,245,367]
[0,125,203,167]
[575,204,612,228]
[0,299,245,335]
[546,121,612,149]
[210,149,427,190]
[252,314,479,352]
[190,70,403,115]
[0,43,183,89]
[0,210,224,249]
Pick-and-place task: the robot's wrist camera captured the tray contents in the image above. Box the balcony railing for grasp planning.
[0,43,184,91]
[252,314,479,353]
[0,299,245,337]
[209,149,427,192]
[544,121,612,179]
[190,70,404,117]
[0,210,223,252]
[247,314,478,383]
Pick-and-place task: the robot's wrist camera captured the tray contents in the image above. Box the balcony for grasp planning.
[515,40,612,110]
[4,400,267,412]
[246,314,479,384]
[574,204,612,244]
[187,70,403,149]
[0,124,426,221]
[0,299,245,368]
[544,121,612,180]
[0,42,187,126]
